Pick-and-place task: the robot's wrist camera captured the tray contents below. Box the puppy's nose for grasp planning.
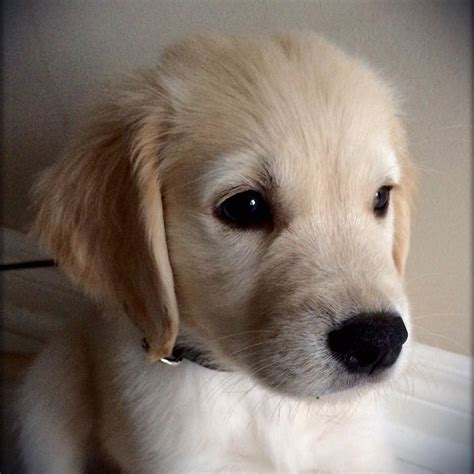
[327,313,408,374]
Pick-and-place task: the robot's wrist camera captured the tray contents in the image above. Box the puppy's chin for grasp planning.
[240,348,410,401]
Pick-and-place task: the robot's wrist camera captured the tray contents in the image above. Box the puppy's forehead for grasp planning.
[205,144,399,202]
[162,34,401,196]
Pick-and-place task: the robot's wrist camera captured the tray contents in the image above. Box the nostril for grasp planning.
[351,347,382,368]
[327,312,408,374]
[377,344,403,369]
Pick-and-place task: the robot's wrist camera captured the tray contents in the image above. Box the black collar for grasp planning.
[164,344,228,371]
[143,338,228,371]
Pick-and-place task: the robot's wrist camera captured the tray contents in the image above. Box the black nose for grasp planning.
[327,312,408,374]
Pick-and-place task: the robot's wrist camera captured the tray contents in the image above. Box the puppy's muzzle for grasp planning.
[327,312,408,375]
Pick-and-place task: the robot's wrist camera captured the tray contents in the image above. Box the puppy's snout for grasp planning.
[327,313,408,374]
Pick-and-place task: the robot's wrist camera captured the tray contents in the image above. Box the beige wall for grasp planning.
[3,1,471,355]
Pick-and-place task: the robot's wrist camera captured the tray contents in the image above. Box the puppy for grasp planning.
[18,32,415,473]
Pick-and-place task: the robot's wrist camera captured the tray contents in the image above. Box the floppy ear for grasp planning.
[391,120,416,274]
[31,76,179,361]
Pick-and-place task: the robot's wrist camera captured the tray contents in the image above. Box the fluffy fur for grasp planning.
[18,32,415,473]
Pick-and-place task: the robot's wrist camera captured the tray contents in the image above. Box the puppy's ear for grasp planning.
[31,76,179,361]
[391,121,416,274]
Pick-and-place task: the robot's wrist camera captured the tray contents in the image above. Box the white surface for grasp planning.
[383,344,472,473]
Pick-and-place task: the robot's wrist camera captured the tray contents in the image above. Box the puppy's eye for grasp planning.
[218,191,271,228]
[373,186,392,217]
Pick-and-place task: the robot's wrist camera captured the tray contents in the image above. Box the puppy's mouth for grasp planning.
[222,310,410,399]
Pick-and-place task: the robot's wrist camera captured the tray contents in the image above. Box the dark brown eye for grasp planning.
[373,186,392,217]
[218,190,271,228]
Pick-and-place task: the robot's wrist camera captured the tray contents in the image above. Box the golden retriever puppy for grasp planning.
[18,32,415,473]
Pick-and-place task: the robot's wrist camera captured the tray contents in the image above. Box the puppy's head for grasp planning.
[33,33,415,397]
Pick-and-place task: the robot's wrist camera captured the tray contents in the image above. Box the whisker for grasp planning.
[225,340,273,359]
[412,312,464,321]
[411,323,469,352]
[208,330,275,344]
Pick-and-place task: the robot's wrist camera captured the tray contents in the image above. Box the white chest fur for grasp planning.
[93,316,392,473]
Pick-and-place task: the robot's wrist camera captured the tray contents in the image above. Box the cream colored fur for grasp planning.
[18,33,415,473]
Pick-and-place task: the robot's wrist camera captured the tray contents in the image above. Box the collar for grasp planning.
[143,338,229,371]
